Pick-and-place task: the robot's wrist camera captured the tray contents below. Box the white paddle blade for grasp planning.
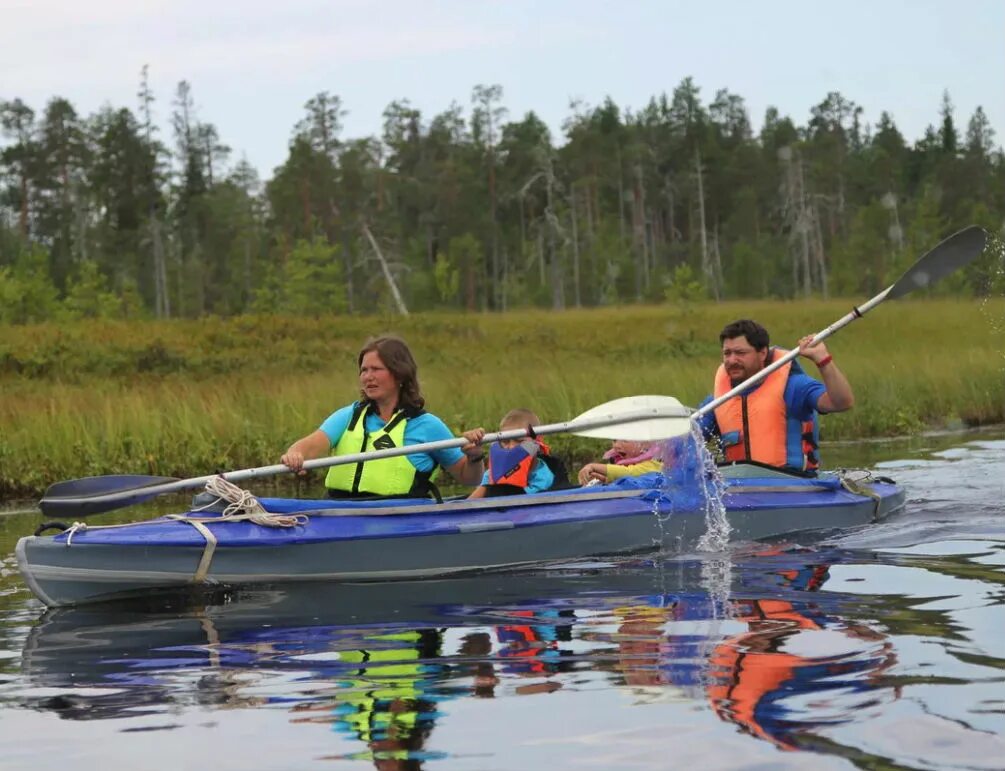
[570,395,694,441]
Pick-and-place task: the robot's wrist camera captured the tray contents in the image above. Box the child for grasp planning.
[577,439,664,486]
[467,408,563,498]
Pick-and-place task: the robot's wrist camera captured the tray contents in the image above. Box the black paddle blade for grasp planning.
[39,475,178,518]
[888,225,987,300]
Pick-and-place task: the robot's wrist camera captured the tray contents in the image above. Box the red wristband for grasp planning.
[817,355,833,368]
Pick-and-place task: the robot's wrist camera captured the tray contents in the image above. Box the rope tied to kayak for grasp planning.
[169,477,306,583]
[193,476,305,528]
[839,469,883,518]
[65,521,86,545]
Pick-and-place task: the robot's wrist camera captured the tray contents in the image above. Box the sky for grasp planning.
[3,0,1004,180]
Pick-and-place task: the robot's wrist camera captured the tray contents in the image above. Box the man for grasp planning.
[695,319,854,472]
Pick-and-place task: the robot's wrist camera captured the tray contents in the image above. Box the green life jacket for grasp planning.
[324,401,436,497]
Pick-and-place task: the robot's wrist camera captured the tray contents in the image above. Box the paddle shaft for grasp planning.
[47,404,690,508]
[696,288,888,419]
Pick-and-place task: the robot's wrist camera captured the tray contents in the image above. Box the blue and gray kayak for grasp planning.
[16,464,904,607]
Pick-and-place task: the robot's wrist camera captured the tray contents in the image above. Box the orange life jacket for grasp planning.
[487,438,550,490]
[713,348,819,471]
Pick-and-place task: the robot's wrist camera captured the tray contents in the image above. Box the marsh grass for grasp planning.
[1,299,1002,497]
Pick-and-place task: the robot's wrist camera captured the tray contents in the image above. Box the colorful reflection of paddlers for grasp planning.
[291,628,447,768]
[705,596,898,751]
[494,609,574,677]
[605,563,899,751]
[611,602,683,689]
[716,572,896,750]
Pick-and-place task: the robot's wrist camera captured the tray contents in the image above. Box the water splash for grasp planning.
[695,553,735,697]
[693,430,734,669]
[978,230,1005,350]
[695,433,730,553]
[649,494,674,551]
[657,423,732,552]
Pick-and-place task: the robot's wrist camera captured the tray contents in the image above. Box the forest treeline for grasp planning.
[1,72,1002,323]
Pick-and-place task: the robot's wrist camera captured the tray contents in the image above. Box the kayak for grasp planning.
[16,463,905,607]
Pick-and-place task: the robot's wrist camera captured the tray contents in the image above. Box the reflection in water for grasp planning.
[289,628,447,767]
[9,553,925,769]
[705,563,899,752]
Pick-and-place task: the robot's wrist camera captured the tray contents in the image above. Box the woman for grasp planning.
[281,335,485,498]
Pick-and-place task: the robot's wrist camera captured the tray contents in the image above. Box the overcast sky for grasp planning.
[4,0,1003,180]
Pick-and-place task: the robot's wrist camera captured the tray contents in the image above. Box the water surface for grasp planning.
[0,429,1002,770]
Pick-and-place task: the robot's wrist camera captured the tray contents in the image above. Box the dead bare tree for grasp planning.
[138,66,169,317]
[361,222,409,316]
[472,85,507,310]
[812,199,829,298]
[517,142,568,310]
[881,191,904,252]
[694,148,720,300]
[709,226,725,297]
[570,184,581,307]
[778,145,830,297]
[632,162,648,300]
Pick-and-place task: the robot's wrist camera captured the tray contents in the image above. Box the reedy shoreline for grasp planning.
[1,299,1002,499]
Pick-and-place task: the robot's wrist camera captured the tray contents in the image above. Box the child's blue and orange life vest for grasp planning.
[487,438,550,491]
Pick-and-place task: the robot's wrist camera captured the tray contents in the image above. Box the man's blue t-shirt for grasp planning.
[319,403,464,473]
[479,459,555,494]
[695,371,826,439]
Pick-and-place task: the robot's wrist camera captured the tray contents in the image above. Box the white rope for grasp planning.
[195,476,306,528]
[65,522,86,546]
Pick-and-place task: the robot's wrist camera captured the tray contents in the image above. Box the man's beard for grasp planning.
[728,369,749,387]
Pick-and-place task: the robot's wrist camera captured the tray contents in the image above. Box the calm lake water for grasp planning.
[0,429,1002,770]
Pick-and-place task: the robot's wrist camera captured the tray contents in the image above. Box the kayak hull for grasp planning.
[16,466,905,607]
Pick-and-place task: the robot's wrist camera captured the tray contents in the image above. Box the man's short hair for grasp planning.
[719,319,769,350]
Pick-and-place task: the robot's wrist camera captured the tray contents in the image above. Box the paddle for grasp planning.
[38,396,694,517]
[695,224,988,421]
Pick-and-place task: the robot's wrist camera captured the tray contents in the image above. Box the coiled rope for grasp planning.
[193,476,305,528]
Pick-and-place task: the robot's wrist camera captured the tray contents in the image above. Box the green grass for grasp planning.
[1,298,1002,498]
